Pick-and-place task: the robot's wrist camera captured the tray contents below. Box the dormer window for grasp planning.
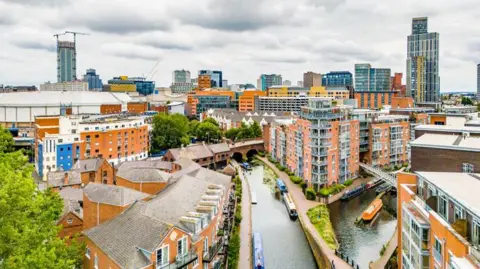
[156,245,169,268]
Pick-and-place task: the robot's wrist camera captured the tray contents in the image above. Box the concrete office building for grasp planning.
[173,69,191,83]
[82,69,103,91]
[199,70,223,88]
[303,72,322,88]
[407,17,440,102]
[170,82,195,94]
[40,81,88,92]
[322,71,354,87]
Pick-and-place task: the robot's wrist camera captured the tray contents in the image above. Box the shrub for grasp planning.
[257,151,265,157]
[344,179,353,187]
[290,176,303,184]
[217,230,224,236]
[307,205,338,249]
[318,184,346,197]
[227,228,241,268]
[300,182,307,189]
[306,187,316,200]
[234,205,242,225]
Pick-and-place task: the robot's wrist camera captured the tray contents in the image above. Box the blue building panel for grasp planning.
[57,143,74,171]
[38,143,44,177]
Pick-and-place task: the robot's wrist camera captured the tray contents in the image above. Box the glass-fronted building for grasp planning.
[322,71,353,87]
[58,41,75,82]
[173,70,191,83]
[406,17,440,102]
[194,95,232,116]
[354,64,391,92]
[198,70,223,88]
[259,74,282,91]
[83,69,103,91]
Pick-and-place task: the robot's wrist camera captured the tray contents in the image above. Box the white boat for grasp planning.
[251,191,258,204]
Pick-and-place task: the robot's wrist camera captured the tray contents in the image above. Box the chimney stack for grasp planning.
[64,172,69,185]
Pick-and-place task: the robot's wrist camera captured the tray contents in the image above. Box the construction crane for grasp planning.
[53,33,67,82]
[64,31,90,80]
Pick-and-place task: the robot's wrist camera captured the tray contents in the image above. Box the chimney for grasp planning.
[64,172,69,185]
[84,164,87,170]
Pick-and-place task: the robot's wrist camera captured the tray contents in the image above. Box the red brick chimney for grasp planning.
[64,172,69,185]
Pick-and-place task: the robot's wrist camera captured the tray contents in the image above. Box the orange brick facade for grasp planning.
[127,102,148,114]
[355,91,399,109]
[238,90,266,112]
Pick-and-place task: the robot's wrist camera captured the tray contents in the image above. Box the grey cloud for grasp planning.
[0,0,70,6]
[308,0,347,11]
[110,51,159,61]
[315,40,382,62]
[141,40,193,51]
[12,40,55,52]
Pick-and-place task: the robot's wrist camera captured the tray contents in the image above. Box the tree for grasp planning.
[225,128,240,140]
[0,125,14,153]
[203,117,219,127]
[251,121,263,138]
[236,122,254,140]
[188,120,200,136]
[0,151,83,268]
[196,122,222,143]
[152,113,190,151]
[461,97,473,105]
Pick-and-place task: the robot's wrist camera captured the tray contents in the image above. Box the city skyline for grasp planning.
[0,0,479,92]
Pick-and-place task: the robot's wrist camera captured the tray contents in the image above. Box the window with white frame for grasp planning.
[454,205,465,221]
[177,237,188,257]
[85,247,90,259]
[433,237,442,264]
[203,237,209,255]
[473,220,480,247]
[438,195,448,220]
[156,245,169,268]
[463,163,474,173]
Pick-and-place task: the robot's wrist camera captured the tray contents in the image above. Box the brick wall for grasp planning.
[411,146,480,173]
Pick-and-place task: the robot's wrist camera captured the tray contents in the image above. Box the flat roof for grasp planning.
[0,91,132,107]
[417,172,480,217]
[411,133,480,151]
[415,124,480,134]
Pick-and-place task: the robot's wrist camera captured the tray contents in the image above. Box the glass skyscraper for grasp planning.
[198,70,223,87]
[407,17,440,102]
[57,41,75,82]
[354,64,391,92]
[82,69,103,91]
[172,70,191,83]
[322,71,353,87]
[259,74,282,91]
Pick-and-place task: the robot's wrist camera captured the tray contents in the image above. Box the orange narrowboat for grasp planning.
[362,198,383,221]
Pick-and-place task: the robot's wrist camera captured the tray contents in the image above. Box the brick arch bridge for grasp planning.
[229,139,265,161]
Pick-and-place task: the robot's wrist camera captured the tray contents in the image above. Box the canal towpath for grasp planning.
[257,157,353,269]
[235,162,253,269]
[369,227,398,269]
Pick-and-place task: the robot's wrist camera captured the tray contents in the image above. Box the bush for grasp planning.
[380,244,387,256]
[318,184,346,197]
[290,176,303,184]
[227,228,241,268]
[344,179,353,187]
[257,151,265,157]
[306,187,316,200]
[217,230,224,236]
[300,182,307,189]
[307,205,338,249]
[234,205,242,225]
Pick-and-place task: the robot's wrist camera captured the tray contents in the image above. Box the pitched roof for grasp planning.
[117,168,171,183]
[208,143,230,153]
[47,170,82,188]
[83,183,149,206]
[168,143,213,160]
[73,158,105,172]
[116,160,172,171]
[58,187,83,221]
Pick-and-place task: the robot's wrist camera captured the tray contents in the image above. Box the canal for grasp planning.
[246,165,318,269]
[328,187,397,269]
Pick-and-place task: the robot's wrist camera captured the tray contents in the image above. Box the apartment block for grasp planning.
[267,99,359,189]
[205,109,292,131]
[187,90,235,116]
[354,91,399,109]
[397,172,480,269]
[238,90,266,112]
[35,114,149,178]
[303,71,322,88]
[367,115,410,167]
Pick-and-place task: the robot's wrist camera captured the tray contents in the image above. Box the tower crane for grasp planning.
[64,31,90,80]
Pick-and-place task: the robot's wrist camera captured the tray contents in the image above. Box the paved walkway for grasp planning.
[369,227,398,269]
[326,177,372,204]
[235,162,252,269]
[258,157,353,269]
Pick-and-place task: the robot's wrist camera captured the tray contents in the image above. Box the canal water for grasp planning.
[246,165,317,269]
[328,187,397,269]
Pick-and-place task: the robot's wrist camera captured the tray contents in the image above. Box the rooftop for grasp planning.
[414,124,480,134]
[47,171,82,188]
[411,133,480,151]
[73,158,104,172]
[116,160,172,171]
[0,91,132,107]
[116,168,171,183]
[83,183,149,206]
[417,172,480,217]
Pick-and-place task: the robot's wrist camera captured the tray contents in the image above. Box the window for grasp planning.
[177,237,187,257]
[454,205,464,221]
[192,259,198,268]
[85,247,90,259]
[94,254,99,269]
[156,245,169,268]
[438,195,448,220]
[463,163,474,173]
[95,134,99,138]
[203,237,208,255]
[473,220,480,247]
[67,218,73,224]
[103,171,107,177]
[58,139,63,143]
[434,237,442,264]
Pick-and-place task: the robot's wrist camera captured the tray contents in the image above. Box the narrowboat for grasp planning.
[276,179,288,194]
[362,198,383,221]
[251,191,258,204]
[376,184,392,194]
[240,162,252,170]
[282,192,298,221]
[252,232,265,269]
[366,178,383,189]
[341,184,366,201]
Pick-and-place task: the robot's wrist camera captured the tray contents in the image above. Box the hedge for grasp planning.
[344,179,353,187]
[290,176,303,184]
[306,187,316,200]
[318,184,346,197]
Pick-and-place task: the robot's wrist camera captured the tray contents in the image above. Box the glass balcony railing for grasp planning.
[203,237,224,263]
[169,249,198,269]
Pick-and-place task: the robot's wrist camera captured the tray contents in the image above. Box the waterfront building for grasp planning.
[34,114,150,178]
[267,99,359,189]
[397,171,480,269]
[173,69,191,83]
[82,69,103,91]
[107,76,155,95]
[57,40,75,82]
[40,81,88,92]
[205,109,292,131]
[83,158,231,269]
[199,70,223,87]
[303,72,322,88]
[322,71,353,87]
[163,142,230,169]
[355,63,391,92]
[259,74,282,91]
[407,17,440,102]
[187,90,235,116]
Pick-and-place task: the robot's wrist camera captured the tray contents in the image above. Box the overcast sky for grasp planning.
[0,0,478,92]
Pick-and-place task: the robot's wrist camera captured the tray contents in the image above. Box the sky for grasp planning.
[0,0,479,92]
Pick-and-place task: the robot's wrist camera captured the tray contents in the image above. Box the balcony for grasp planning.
[167,249,198,269]
[203,237,225,263]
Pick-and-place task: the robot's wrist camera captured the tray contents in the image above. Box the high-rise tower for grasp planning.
[406,17,440,103]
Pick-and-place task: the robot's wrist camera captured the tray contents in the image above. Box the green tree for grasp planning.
[203,117,219,127]
[251,121,263,138]
[152,113,190,151]
[196,122,222,143]
[0,151,83,268]
[225,128,240,140]
[188,120,200,136]
[0,125,14,153]
[461,97,473,105]
[236,122,254,140]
